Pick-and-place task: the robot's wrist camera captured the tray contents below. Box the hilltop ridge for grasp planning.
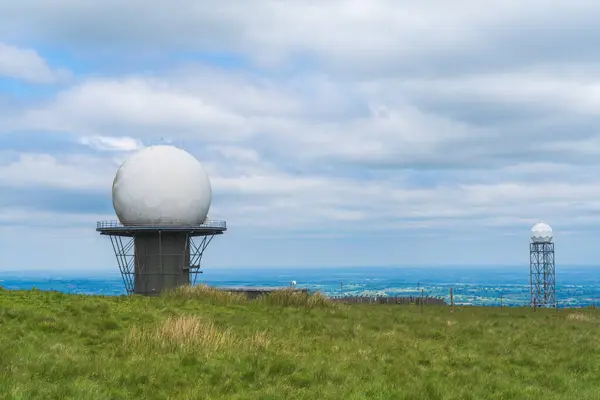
[0,286,598,399]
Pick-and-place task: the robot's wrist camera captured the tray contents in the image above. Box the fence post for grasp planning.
[450,288,454,313]
[500,295,503,311]
[533,297,537,312]
[420,289,424,314]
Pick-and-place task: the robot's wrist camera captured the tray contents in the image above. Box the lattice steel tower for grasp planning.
[97,145,227,296]
[529,222,556,307]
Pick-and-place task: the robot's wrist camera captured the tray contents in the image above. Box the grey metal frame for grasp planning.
[97,220,226,295]
[530,242,556,307]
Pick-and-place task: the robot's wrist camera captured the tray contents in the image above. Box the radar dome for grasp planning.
[531,222,553,243]
[112,145,212,226]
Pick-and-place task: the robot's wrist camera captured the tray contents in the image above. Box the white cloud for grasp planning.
[3,0,600,253]
[207,145,261,164]
[1,0,599,76]
[0,152,116,190]
[540,136,600,156]
[79,136,143,152]
[0,70,515,168]
[4,58,600,237]
[12,57,600,174]
[14,78,251,140]
[0,207,113,228]
[0,42,70,83]
[383,71,600,117]
[7,144,600,235]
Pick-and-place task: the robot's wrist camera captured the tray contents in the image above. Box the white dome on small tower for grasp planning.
[531,222,553,243]
[112,145,212,226]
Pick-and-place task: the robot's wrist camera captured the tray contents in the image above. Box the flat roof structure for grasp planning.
[96,220,227,237]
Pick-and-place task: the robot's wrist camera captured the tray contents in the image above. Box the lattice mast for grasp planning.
[529,222,556,307]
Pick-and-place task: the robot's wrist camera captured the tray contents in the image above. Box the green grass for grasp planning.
[1,286,599,400]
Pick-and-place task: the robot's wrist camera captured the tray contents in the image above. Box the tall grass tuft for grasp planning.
[163,284,332,308]
[163,284,247,305]
[126,315,234,351]
[125,315,273,352]
[254,289,332,308]
[567,312,595,322]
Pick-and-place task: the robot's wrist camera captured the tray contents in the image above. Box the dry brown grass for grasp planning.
[165,284,247,304]
[567,312,595,322]
[255,288,332,308]
[164,284,333,309]
[125,285,332,355]
[126,315,234,351]
[126,315,273,352]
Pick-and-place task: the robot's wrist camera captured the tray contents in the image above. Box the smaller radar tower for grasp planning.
[97,145,226,296]
[529,222,556,307]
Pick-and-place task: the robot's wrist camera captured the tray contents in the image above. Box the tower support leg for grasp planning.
[189,235,214,285]
[106,232,218,296]
[109,235,135,294]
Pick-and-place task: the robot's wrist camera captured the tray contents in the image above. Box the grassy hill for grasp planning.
[1,286,599,400]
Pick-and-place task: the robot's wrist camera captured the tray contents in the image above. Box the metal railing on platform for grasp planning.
[96,220,227,229]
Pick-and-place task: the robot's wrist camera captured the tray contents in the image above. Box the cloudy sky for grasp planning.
[1,0,599,272]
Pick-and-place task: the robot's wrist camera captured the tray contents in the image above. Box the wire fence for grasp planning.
[326,293,599,310]
[329,294,446,306]
[310,283,600,310]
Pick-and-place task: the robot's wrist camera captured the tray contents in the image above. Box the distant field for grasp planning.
[0,286,599,400]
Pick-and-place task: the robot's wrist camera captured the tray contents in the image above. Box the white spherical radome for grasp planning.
[531,222,553,243]
[112,145,212,226]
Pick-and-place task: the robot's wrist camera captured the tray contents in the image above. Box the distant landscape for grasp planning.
[2,266,599,308]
